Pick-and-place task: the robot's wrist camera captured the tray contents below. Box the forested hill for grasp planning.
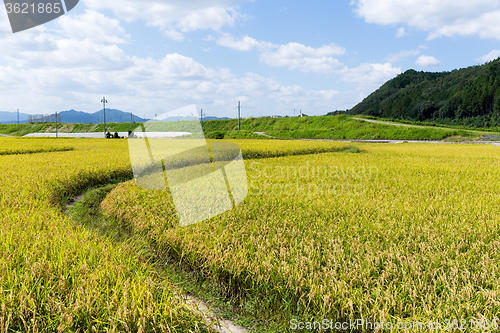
[350,57,500,127]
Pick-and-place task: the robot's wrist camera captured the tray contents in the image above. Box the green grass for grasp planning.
[68,184,135,246]
[0,115,484,141]
[205,130,268,140]
[0,122,140,136]
[201,115,479,141]
[353,115,500,134]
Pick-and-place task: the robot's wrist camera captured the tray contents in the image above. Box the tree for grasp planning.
[435,96,461,119]
[411,101,438,121]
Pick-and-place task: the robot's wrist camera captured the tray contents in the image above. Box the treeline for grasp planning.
[350,58,500,127]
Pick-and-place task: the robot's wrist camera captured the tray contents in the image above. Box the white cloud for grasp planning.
[163,30,185,41]
[415,55,441,67]
[203,35,216,41]
[216,33,275,51]
[0,37,371,117]
[339,62,401,88]
[0,2,405,117]
[427,10,500,40]
[178,7,246,32]
[260,42,345,73]
[0,11,132,70]
[212,36,398,95]
[82,0,251,40]
[270,85,339,104]
[475,50,500,63]
[396,27,408,38]
[351,0,500,40]
[57,10,131,44]
[386,49,421,63]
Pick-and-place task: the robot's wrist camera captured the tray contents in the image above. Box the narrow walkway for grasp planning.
[352,117,422,128]
[183,294,248,333]
[65,193,248,333]
[253,131,274,137]
[253,131,500,146]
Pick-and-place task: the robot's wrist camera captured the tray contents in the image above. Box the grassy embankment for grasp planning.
[353,115,500,136]
[0,123,136,136]
[200,115,483,140]
[0,114,491,140]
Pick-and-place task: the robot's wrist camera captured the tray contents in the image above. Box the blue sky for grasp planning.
[1,0,500,118]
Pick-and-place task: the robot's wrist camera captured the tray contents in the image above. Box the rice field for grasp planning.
[2,137,500,332]
[102,141,500,331]
[0,137,219,332]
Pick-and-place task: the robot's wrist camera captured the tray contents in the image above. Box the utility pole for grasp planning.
[238,101,241,131]
[101,97,108,138]
[300,109,302,117]
[200,109,204,139]
[294,108,295,117]
[55,112,58,139]
[17,109,19,124]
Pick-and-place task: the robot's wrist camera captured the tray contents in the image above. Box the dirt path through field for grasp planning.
[352,117,422,127]
[253,130,500,146]
[183,294,249,333]
[253,131,274,137]
[65,193,248,333]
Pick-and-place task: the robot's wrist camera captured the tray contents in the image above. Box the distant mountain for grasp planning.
[350,57,500,127]
[203,116,231,121]
[0,109,148,124]
[0,111,30,123]
[153,115,231,122]
[60,109,148,124]
[0,109,231,124]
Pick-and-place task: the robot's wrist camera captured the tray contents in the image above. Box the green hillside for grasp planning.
[350,57,500,127]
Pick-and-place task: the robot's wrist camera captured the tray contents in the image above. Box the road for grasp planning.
[352,117,422,128]
[253,132,500,146]
[253,131,274,137]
